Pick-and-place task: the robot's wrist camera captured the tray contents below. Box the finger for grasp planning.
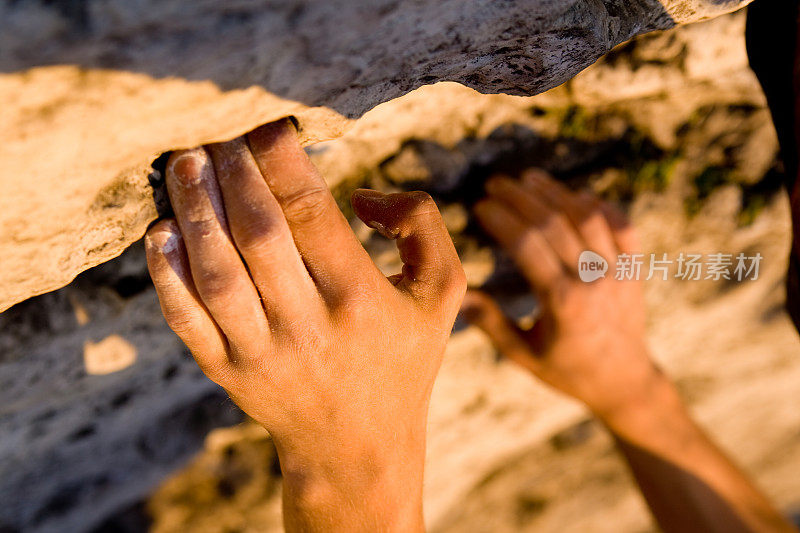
[351,189,466,314]
[166,148,269,358]
[387,273,404,286]
[474,198,564,294]
[485,176,585,270]
[206,138,325,328]
[597,201,641,255]
[246,119,380,301]
[460,290,540,374]
[521,170,618,260]
[145,219,230,380]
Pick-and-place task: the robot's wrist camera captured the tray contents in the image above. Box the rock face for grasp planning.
[0,244,246,533]
[0,0,752,312]
[3,9,793,533]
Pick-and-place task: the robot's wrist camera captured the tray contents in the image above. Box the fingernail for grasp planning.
[526,172,556,191]
[459,304,484,323]
[353,188,385,200]
[168,149,209,186]
[366,220,399,239]
[284,116,299,132]
[485,177,504,195]
[577,190,596,203]
[524,169,549,182]
[146,221,181,253]
[473,199,493,216]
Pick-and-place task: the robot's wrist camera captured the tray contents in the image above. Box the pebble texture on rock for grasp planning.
[0,0,752,311]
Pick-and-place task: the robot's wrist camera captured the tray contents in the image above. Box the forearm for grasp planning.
[598,372,796,533]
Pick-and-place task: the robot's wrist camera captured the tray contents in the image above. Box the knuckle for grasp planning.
[195,356,235,385]
[407,190,435,205]
[296,326,331,357]
[393,192,443,236]
[547,212,571,233]
[329,288,375,323]
[196,269,237,305]
[281,186,331,225]
[579,200,602,219]
[516,226,543,253]
[405,191,438,216]
[578,209,606,235]
[440,265,468,300]
[163,310,197,336]
[334,290,372,316]
[234,218,284,254]
[572,198,596,221]
[181,215,223,238]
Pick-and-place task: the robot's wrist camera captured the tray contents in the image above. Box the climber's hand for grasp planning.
[462,170,662,423]
[144,118,465,532]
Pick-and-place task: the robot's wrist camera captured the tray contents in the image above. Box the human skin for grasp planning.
[463,170,798,533]
[144,118,466,532]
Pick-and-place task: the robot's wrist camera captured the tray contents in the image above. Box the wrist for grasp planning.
[593,367,690,443]
[274,420,427,532]
[578,343,672,425]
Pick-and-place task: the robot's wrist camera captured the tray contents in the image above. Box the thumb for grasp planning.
[461,290,541,374]
[351,189,466,313]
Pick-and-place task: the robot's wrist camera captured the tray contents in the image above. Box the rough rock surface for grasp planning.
[3,10,795,533]
[0,0,752,311]
[0,244,245,533]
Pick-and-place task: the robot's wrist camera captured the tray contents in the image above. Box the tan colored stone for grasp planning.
[0,0,752,311]
[83,334,137,375]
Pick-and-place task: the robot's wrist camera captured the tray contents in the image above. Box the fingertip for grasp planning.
[576,189,597,204]
[350,188,384,210]
[459,290,492,324]
[206,136,249,163]
[145,219,182,253]
[473,198,506,223]
[167,148,210,186]
[352,188,384,199]
[145,219,193,286]
[597,201,640,253]
[484,174,516,195]
[522,168,552,184]
[350,190,398,239]
[459,290,538,370]
[473,198,492,214]
[247,117,299,151]
[387,273,404,286]
[598,200,632,233]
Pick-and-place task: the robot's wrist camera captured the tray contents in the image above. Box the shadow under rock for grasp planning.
[0,243,245,533]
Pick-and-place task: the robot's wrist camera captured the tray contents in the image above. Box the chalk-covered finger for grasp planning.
[145,219,230,379]
[165,148,269,358]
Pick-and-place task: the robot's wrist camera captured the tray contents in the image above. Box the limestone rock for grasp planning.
[0,10,787,533]
[0,0,752,311]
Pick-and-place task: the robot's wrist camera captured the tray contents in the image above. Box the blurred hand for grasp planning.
[462,169,662,422]
[463,170,800,533]
[145,119,465,531]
